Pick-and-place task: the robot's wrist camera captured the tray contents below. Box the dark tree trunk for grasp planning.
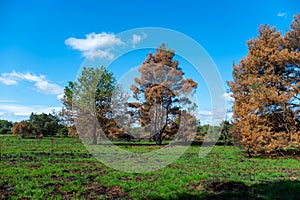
[154,124,167,145]
[247,149,252,158]
[154,132,162,145]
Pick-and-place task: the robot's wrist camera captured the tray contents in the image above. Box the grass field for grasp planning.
[0,136,299,199]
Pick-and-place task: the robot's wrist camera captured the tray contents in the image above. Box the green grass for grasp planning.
[0,136,299,199]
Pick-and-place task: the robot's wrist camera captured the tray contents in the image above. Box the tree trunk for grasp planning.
[154,132,162,145]
[92,133,97,145]
[91,118,97,145]
[154,124,167,145]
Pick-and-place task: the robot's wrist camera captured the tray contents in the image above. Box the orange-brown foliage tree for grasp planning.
[11,121,34,138]
[129,44,198,145]
[229,15,300,156]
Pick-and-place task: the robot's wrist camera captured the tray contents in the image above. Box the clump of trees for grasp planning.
[0,120,13,135]
[229,14,300,156]
[11,113,67,138]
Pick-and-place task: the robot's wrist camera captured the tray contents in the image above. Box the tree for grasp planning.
[129,44,198,145]
[62,66,128,144]
[175,110,198,142]
[284,14,300,127]
[29,113,64,137]
[229,15,300,156]
[0,120,13,135]
[220,120,232,143]
[60,81,77,135]
[11,121,33,138]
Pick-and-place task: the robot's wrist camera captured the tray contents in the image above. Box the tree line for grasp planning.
[60,14,299,155]
[9,113,68,138]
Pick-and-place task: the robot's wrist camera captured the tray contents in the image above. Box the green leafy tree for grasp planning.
[0,120,13,135]
[220,120,232,143]
[61,66,128,144]
[60,81,77,134]
[29,113,66,137]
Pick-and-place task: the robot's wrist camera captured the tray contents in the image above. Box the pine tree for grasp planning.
[229,15,300,155]
[61,66,128,144]
[129,44,197,145]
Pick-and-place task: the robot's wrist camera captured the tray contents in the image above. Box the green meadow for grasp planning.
[0,136,299,199]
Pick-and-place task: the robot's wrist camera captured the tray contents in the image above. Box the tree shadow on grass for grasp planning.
[153,180,300,200]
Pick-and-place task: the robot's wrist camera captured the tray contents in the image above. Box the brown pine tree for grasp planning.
[229,15,300,156]
[284,14,300,131]
[11,121,33,138]
[129,44,198,145]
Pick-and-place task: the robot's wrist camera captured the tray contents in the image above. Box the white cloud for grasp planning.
[0,104,60,116]
[226,111,233,120]
[83,49,114,60]
[65,32,147,59]
[277,12,287,18]
[0,104,61,122]
[198,110,212,116]
[4,70,45,82]
[132,34,142,44]
[221,92,234,122]
[196,107,233,125]
[34,80,63,95]
[222,92,234,102]
[131,33,147,47]
[197,110,221,125]
[0,71,63,95]
[0,77,18,85]
[65,32,125,60]
[202,108,233,124]
[56,93,64,101]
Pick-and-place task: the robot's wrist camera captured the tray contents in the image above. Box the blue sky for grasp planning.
[0,0,299,123]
